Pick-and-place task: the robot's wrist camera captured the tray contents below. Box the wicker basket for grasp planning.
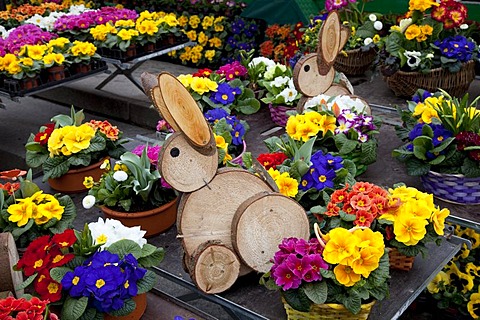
[383,60,476,98]
[388,247,415,271]
[283,299,375,320]
[420,170,480,205]
[268,104,296,127]
[334,48,377,76]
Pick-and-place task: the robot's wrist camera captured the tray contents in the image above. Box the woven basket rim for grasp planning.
[426,170,480,179]
[281,297,376,310]
[389,59,475,77]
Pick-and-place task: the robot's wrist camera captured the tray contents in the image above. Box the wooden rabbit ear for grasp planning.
[293,53,335,97]
[316,10,342,75]
[150,86,181,132]
[157,72,212,149]
[339,24,351,51]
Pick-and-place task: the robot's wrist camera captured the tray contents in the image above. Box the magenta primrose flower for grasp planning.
[216,61,247,81]
[270,237,328,291]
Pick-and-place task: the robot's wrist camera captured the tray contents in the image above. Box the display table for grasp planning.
[96,41,195,92]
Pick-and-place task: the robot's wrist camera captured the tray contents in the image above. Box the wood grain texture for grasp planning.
[231,193,309,273]
[339,25,351,51]
[177,168,274,270]
[159,132,218,193]
[293,53,334,97]
[158,72,212,148]
[150,86,181,132]
[187,240,240,294]
[317,11,341,75]
[0,233,23,297]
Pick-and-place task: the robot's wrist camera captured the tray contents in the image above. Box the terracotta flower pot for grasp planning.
[72,63,92,74]
[47,65,66,82]
[101,198,178,238]
[104,293,147,320]
[47,157,109,194]
[19,76,40,90]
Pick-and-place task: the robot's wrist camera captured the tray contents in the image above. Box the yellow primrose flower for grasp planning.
[164,14,179,27]
[351,246,382,278]
[136,20,158,35]
[430,207,449,235]
[323,228,359,264]
[186,30,197,41]
[7,201,33,227]
[427,271,449,294]
[408,0,439,12]
[214,134,228,150]
[26,45,47,60]
[178,15,189,27]
[197,32,208,46]
[394,214,428,246]
[296,121,320,142]
[35,200,64,224]
[177,74,194,88]
[205,50,216,61]
[285,115,301,140]
[29,191,47,204]
[334,264,361,287]
[275,173,298,198]
[115,19,135,27]
[83,176,95,189]
[61,124,95,154]
[117,29,134,41]
[405,24,421,40]
[190,77,217,95]
[352,228,385,252]
[208,37,222,48]
[222,151,232,165]
[318,114,337,135]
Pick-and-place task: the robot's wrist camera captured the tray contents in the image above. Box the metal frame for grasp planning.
[96,41,195,92]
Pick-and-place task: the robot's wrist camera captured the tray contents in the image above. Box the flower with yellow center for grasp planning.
[164,14,179,27]
[26,44,46,60]
[323,228,359,264]
[334,264,361,287]
[431,207,449,235]
[275,172,299,198]
[214,134,228,150]
[205,50,216,61]
[351,246,382,277]
[468,291,480,319]
[35,200,64,224]
[405,24,421,40]
[408,0,439,12]
[394,214,428,246]
[202,16,214,29]
[267,168,281,181]
[83,176,95,189]
[7,200,33,227]
[115,19,135,28]
[189,15,201,28]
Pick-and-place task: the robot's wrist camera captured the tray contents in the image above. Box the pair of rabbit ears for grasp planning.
[293,11,351,97]
[141,72,216,154]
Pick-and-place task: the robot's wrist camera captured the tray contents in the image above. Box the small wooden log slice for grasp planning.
[159,132,218,193]
[317,11,341,75]
[232,193,309,273]
[187,240,240,294]
[339,25,351,51]
[0,233,23,297]
[177,168,275,274]
[324,83,352,97]
[293,53,335,97]
[158,72,212,149]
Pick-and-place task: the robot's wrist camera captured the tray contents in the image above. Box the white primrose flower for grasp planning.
[460,24,468,30]
[399,18,413,33]
[249,56,276,70]
[374,21,383,31]
[304,94,332,110]
[404,50,422,68]
[113,170,128,182]
[271,76,290,88]
[364,37,373,46]
[369,14,377,22]
[279,87,298,104]
[88,217,147,249]
[82,195,96,209]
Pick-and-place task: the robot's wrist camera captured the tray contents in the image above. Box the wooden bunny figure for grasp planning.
[293,11,356,111]
[141,72,309,294]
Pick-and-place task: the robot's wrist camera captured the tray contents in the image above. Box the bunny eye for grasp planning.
[170,147,180,157]
[304,65,310,72]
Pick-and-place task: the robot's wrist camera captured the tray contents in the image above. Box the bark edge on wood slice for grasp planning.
[176,168,274,276]
[231,192,309,273]
[159,132,218,193]
[187,240,240,294]
[0,233,24,297]
[316,11,341,75]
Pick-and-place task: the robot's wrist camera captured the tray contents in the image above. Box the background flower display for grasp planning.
[259,23,303,63]
[297,94,381,176]
[380,0,479,75]
[177,61,261,115]
[15,219,163,320]
[0,170,76,248]
[25,107,128,181]
[259,61,301,107]
[424,226,480,319]
[84,145,177,212]
[393,89,480,177]
[261,227,390,316]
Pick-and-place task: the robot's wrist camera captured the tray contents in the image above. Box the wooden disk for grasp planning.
[232,193,309,273]
[150,86,181,132]
[0,233,24,298]
[293,53,335,97]
[140,71,158,95]
[317,11,341,75]
[159,132,218,193]
[177,168,275,274]
[188,240,240,294]
[324,83,352,97]
[158,72,212,148]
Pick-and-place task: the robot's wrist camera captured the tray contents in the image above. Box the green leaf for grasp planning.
[78,307,98,320]
[108,297,135,316]
[50,267,71,283]
[68,154,91,167]
[11,219,34,239]
[25,151,49,169]
[136,270,158,294]
[107,239,142,259]
[343,294,362,315]
[137,247,165,268]
[62,296,88,320]
[282,289,311,312]
[16,274,37,291]
[43,156,70,180]
[302,281,328,305]
[405,158,430,176]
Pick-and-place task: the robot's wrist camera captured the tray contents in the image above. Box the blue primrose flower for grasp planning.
[311,166,336,190]
[299,171,315,191]
[61,266,88,297]
[232,122,246,145]
[310,150,343,171]
[86,250,120,269]
[412,90,432,103]
[211,83,236,105]
[435,35,476,62]
[92,295,125,313]
[432,124,453,147]
[408,123,426,141]
[85,265,124,300]
[204,108,229,123]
